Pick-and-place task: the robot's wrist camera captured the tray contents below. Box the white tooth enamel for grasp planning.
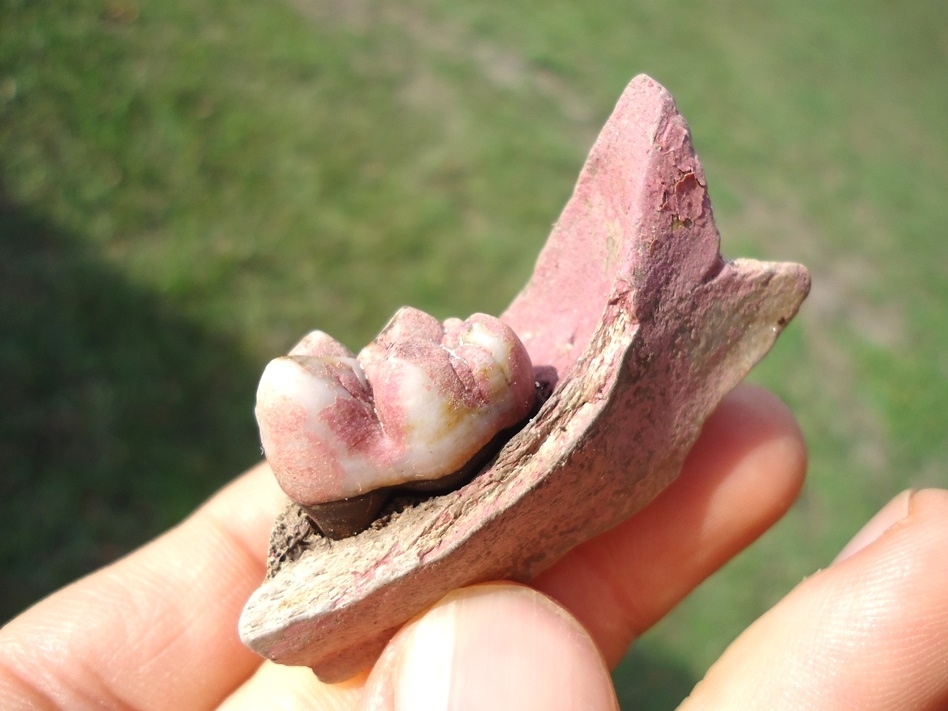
[394,327,517,476]
[470,323,521,398]
[465,321,512,378]
[256,312,534,506]
[289,330,355,359]
[395,361,441,446]
[259,356,358,412]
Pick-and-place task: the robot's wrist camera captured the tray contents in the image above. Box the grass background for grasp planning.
[2,0,946,706]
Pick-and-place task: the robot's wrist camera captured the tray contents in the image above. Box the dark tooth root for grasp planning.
[303,490,391,540]
[533,365,558,405]
[305,433,504,540]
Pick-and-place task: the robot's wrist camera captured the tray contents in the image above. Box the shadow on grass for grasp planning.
[0,185,262,622]
[613,643,698,710]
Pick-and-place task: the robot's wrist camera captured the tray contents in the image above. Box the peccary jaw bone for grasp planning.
[239,74,811,682]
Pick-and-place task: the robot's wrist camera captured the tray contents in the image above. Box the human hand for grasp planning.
[1,384,945,709]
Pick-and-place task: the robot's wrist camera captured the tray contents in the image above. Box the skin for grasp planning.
[1,384,946,710]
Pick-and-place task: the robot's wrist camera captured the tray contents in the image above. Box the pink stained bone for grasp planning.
[239,74,811,682]
[501,79,722,379]
[255,307,535,505]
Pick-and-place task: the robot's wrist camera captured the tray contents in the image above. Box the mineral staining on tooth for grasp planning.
[255,307,536,509]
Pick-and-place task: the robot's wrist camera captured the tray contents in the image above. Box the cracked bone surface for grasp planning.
[239,74,811,682]
[256,307,536,508]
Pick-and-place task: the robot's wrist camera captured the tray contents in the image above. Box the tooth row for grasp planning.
[255,307,535,507]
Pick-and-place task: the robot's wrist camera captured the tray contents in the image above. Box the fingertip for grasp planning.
[218,661,366,710]
[363,584,618,711]
[701,383,807,484]
[833,489,913,565]
[686,382,807,524]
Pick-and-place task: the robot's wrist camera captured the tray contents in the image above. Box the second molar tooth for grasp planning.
[255,309,535,512]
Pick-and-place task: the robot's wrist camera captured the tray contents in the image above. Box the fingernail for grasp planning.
[382,590,459,711]
[833,489,914,565]
[363,584,618,711]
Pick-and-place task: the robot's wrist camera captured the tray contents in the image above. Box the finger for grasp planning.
[533,383,807,665]
[218,662,367,711]
[0,461,286,711]
[679,488,948,710]
[832,488,912,564]
[362,583,619,711]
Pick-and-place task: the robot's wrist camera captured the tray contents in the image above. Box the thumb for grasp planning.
[361,583,618,711]
[679,488,948,710]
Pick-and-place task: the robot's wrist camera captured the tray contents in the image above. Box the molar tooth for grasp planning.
[255,311,536,526]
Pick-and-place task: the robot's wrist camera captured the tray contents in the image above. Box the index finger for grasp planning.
[0,461,285,711]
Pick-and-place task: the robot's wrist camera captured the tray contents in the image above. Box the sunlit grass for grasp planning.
[2,0,946,705]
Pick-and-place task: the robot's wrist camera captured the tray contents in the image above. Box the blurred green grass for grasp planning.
[2,0,946,705]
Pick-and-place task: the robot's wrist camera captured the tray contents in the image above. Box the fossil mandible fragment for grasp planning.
[240,74,811,682]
